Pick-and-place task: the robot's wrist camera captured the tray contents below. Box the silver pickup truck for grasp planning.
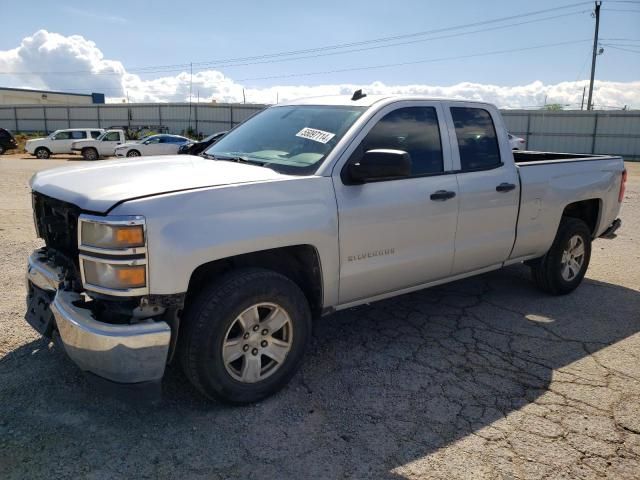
[25,94,626,403]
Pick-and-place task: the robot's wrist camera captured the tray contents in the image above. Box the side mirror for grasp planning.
[347,149,411,184]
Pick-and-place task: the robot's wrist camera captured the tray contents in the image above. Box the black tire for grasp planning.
[35,147,50,159]
[82,147,98,160]
[531,217,592,295]
[0,145,5,155]
[126,149,141,158]
[179,268,312,403]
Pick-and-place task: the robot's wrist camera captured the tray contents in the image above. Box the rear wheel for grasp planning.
[531,217,592,295]
[82,147,98,160]
[179,268,312,403]
[126,149,141,158]
[35,147,50,159]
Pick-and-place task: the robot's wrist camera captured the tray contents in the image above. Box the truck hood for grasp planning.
[30,155,290,212]
[26,137,47,145]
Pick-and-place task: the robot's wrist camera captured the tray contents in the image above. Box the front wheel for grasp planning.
[35,147,50,159]
[531,217,592,295]
[126,149,141,158]
[0,145,5,155]
[82,147,98,160]
[179,268,312,403]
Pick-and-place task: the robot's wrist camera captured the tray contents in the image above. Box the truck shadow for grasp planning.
[1,264,639,478]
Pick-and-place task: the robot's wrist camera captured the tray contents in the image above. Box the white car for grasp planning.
[114,134,191,158]
[508,133,526,150]
[71,130,127,160]
[26,128,104,159]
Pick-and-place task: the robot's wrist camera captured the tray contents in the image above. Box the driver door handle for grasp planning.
[430,190,456,201]
[496,182,516,192]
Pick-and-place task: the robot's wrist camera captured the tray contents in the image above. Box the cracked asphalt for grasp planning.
[1,156,639,479]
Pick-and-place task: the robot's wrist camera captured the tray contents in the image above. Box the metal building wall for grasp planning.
[0,103,266,137]
[1,103,638,160]
[501,110,640,161]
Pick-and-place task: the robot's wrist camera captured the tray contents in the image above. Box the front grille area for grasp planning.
[32,192,80,261]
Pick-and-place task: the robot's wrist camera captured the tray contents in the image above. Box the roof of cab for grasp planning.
[277,94,493,108]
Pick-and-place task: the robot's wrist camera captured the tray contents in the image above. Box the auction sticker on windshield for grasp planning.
[296,127,336,144]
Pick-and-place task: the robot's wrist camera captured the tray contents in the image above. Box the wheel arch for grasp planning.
[561,198,601,237]
[186,245,324,318]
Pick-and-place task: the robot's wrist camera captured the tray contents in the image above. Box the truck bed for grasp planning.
[513,150,618,165]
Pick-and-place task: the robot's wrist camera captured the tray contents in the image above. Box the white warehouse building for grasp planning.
[0,87,105,105]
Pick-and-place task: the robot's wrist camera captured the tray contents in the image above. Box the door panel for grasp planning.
[453,166,519,273]
[333,102,459,305]
[99,141,119,155]
[444,104,520,274]
[335,175,459,303]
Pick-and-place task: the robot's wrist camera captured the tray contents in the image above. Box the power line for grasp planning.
[604,44,640,53]
[0,2,592,76]
[235,39,592,82]
[20,39,592,93]
[123,10,591,76]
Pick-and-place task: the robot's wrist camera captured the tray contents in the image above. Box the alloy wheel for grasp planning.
[222,303,293,383]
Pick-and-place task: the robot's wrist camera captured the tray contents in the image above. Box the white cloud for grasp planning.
[0,30,126,96]
[1,30,639,109]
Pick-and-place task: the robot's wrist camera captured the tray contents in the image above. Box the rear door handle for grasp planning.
[430,190,456,201]
[496,182,516,192]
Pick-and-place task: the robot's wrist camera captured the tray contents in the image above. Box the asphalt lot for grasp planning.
[0,155,639,479]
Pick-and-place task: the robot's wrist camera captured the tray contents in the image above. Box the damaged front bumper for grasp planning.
[26,250,171,384]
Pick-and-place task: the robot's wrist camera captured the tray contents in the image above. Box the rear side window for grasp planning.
[450,107,501,171]
[359,106,443,176]
[91,131,102,139]
[71,131,87,140]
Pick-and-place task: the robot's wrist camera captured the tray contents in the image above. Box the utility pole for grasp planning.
[587,1,601,111]
[188,62,193,131]
[581,86,586,110]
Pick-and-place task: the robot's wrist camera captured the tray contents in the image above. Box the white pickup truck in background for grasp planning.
[25,128,104,159]
[24,93,625,404]
[71,129,127,160]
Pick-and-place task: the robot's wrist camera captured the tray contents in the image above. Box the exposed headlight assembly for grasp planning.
[78,215,148,296]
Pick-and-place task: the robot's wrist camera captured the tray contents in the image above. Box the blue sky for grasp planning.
[1,0,639,107]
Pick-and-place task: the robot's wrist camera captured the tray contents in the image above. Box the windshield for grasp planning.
[204,105,366,175]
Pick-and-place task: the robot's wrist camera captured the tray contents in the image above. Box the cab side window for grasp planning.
[358,106,444,176]
[53,131,71,140]
[104,132,120,141]
[71,131,87,140]
[91,131,102,139]
[450,107,501,171]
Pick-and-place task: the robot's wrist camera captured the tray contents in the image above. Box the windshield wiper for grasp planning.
[206,152,266,166]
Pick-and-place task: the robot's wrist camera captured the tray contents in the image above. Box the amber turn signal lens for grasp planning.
[114,226,144,246]
[115,266,146,287]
